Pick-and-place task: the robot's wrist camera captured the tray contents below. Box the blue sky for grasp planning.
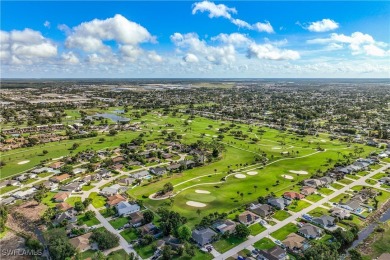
[1,1,389,78]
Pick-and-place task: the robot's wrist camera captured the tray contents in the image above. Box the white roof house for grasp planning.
[12,188,37,199]
[116,201,140,216]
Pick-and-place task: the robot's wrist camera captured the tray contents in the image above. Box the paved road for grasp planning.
[215,162,390,260]
[89,205,138,256]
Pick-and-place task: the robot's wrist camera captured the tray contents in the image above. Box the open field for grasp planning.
[270,223,299,240]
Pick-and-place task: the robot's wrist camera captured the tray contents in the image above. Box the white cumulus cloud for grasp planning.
[0,28,57,65]
[306,19,339,32]
[183,53,199,63]
[253,21,275,33]
[247,43,300,60]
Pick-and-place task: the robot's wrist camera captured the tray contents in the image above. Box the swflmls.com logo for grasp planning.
[1,249,43,256]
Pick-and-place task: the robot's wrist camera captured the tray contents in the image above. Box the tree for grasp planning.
[74,201,85,212]
[83,198,93,208]
[162,245,174,260]
[348,249,363,260]
[196,209,201,217]
[302,243,339,260]
[42,150,49,155]
[254,185,258,192]
[109,129,118,136]
[71,143,80,150]
[177,225,192,241]
[91,228,119,250]
[0,206,8,233]
[85,210,96,220]
[45,228,76,260]
[92,251,106,260]
[142,210,154,224]
[25,237,43,252]
[234,224,250,239]
[61,165,73,174]
[33,190,45,205]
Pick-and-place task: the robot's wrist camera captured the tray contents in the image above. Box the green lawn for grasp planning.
[120,228,138,242]
[89,192,106,208]
[253,238,276,250]
[109,217,129,229]
[77,214,100,227]
[288,200,311,212]
[308,207,330,217]
[100,208,116,218]
[305,194,324,202]
[331,183,345,189]
[270,223,298,240]
[365,179,377,185]
[273,210,291,221]
[82,185,95,191]
[174,249,213,260]
[42,191,58,208]
[107,249,128,260]
[134,244,155,259]
[346,174,360,180]
[318,187,334,195]
[213,236,247,253]
[249,223,266,236]
[79,249,96,259]
[339,178,353,185]
[330,193,351,203]
[65,196,81,206]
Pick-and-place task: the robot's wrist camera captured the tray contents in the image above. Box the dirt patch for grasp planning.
[195,190,210,194]
[17,160,30,165]
[235,174,247,179]
[0,231,30,260]
[186,201,206,207]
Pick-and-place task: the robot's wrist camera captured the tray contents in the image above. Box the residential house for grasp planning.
[258,245,287,260]
[298,224,322,239]
[132,170,151,180]
[330,207,350,219]
[100,184,125,197]
[339,199,362,212]
[36,181,58,191]
[138,223,160,237]
[319,176,333,186]
[312,215,335,228]
[0,197,16,205]
[72,168,87,175]
[303,179,324,188]
[107,194,126,206]
[12,188,37,199]
[167,163,181,171]
[0,180,21,188]
[282,233,306,251]
[118,177,135,186]
[50,174,70,183]
[212,219,237,234]
[301,186,316,196]
[238,211,260,225]
[60,182,81,192]
[192,228,217,246]
[49,162,64,169]
[56,202,73,211]
[112,156,125,163]
[283,192,305,200]
[129,211,144,227]
[96,168,110,178]
[116,201,140,216]
[379,177,390,184]
[150,167,166,176]
[268,198,292,210]
[181,160,195,168]
[53,192,71,202]
[249,203,273,218]
[163,236,184,249]
[54,210,77,225]
[69,233,92,252]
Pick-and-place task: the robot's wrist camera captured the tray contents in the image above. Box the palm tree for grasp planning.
[254,185,258,192]
[196,209,201,217]
[240,193,244,200]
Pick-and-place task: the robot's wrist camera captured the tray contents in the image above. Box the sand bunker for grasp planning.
[18,160,30,165]
[235,174,247,179]
[246,171,258,175]
[205,134,210,136]
[212,135,218,138]
[320,139,327,142]
[282,174,294,180]
[186,201,207,207]
[289,170,309,175]
[195,190,210,194]
[272,147,282,150]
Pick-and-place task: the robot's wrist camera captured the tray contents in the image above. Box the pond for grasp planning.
[88,113,130,123]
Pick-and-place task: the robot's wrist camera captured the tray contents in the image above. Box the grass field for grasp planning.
[330,193,351,203]
[331,183,345,189]
[213,236,247,253]
[305,194,324,202]
[273,210,291,221]
[339,178,353,185]
[42,191,58,208]
[77,214,100,226]
[271,223,299,240]
[107,249,128,260]
[89,192,106,208]
[134,244,155,259]
[249,223,266,235]
[109,217,129,229]
[120,228,138,242]
[65,196,81,206]
[253,237,275,250]
[288,200,312,212]
[318,187,334,195]
[82,185,95,191]
[308,207,330,217]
